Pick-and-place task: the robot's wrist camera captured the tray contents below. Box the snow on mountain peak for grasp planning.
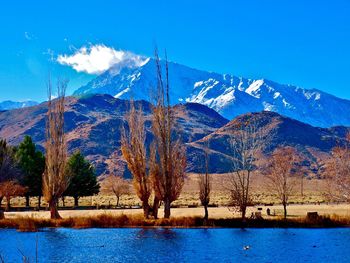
[245,79,264,98]
[302,90,321,100]
[107,56,149,77]
[114,88,131,99]
[273,92,281,99]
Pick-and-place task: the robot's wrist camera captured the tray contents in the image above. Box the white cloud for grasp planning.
[57,44,149,75]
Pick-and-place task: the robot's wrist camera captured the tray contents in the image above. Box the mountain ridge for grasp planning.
[73,58,350,128]
[0,100,38,111]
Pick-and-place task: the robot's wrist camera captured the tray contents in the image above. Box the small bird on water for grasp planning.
[243,245,250,250]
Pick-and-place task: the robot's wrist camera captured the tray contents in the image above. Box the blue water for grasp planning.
[0,228,349,262]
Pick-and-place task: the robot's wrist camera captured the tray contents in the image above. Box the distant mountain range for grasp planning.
[0,94,348,177]
[73,58,350,128]
[0,100,38,111]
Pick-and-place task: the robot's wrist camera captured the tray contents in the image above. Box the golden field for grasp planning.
[3,173,348,220]
[6,173,329,208]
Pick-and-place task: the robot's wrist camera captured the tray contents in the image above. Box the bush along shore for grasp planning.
[0,214,350,232]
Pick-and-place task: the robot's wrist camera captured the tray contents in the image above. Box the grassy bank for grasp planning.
[1,214,349,232]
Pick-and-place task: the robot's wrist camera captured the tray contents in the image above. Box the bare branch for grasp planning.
[43,77,69,219]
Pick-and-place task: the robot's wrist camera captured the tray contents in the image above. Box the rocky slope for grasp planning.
[187,111,350,176]
[0,94,228,177]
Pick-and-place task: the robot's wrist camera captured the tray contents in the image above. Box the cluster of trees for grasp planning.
[225,116,350,221]
[226,117,304,221]
[0,134,100,214]
[0,137,42,211]
[121,50,186,219]
[0,139,21,210]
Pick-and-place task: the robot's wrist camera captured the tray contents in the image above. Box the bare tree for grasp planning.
[43,78,69,219]
[198,141,211,222]
[325,134,350,202]
[0,180,26,211]
[121,102,153,218]
[150,49,186,218]
[228,116,265,221]
[264,147,300,219]
[104,176,130,206]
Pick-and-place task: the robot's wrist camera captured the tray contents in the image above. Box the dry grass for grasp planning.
[0,214,203,231]
[1,213,350,232]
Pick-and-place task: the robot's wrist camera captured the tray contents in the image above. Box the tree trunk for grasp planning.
[38,196,41,210]
[116,196,120,207]
[204,205,209,221]
[142,200,150,219]
[49,199,61,219]
[241,206,247,222]
[283,202,287,220]
[61,196,65,207]
[164,198,171,219]
[5,197,10,212]
[74,196,79,207]
[301,177,304,197]
[0,196,3,208]
[25,195,30,208]
[152,196,160,219]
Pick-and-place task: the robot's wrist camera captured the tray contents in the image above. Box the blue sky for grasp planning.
[0,0,349,102]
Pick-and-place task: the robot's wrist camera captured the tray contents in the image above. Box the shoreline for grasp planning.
[2,204,350,231]
[1,213,350,231]
[4,203,350,219]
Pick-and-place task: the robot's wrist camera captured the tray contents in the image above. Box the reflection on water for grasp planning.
[0,228,350,262]
[135,228,179,240]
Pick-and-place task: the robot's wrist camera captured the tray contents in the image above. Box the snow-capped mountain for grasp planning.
[0,100,38,111]
[73,58,350,127]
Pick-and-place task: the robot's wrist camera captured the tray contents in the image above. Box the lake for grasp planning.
[0,228,349,262]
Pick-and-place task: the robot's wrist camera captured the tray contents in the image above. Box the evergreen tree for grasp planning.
[0,139,22,208]
[15,136,45,208]
[65,151,100,207]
